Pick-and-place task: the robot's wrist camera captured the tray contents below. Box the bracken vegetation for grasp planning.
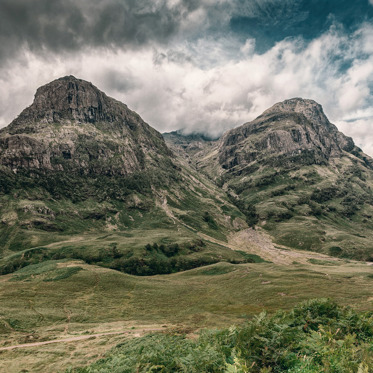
[68,299,373,372]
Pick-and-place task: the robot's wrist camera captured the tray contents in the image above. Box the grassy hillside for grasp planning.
[0,154,247,259]
[223,160,373,261]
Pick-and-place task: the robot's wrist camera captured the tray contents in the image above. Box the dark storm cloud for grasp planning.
[1,0,372,156]
[0,0,201,65]
[230,0,373,53]
[2,0,372,65]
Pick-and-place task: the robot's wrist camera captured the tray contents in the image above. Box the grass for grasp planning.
[0,240,372,372]
[235,250,268,263]
[43,267,83,282]
[308,258,340,266]
[198,264,236,276]
[1,258,372,334]
[0,226,256,277]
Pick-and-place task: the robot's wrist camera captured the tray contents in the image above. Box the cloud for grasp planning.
[336,118,373,157]
[0,0,205,66]
[1,0,372,68]
[0,10,372,156]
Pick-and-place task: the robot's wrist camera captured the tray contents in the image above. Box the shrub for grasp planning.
[68,299,373,373]
[328,246,343,257]
[203,212,219,230]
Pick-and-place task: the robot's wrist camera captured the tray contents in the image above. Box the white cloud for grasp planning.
[0,23,372,156]
[336,118,373,157]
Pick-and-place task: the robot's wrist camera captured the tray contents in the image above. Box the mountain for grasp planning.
[0,76,176,200]
[175,98,373,260]
[1,82,373,373]
[218,98,371,170]
[163,130,218,160]
[0,76,248,272]
[1,76,174,177]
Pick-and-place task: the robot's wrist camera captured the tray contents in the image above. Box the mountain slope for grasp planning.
[189,98,373,260]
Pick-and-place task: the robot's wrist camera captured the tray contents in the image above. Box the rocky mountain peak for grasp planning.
[8,76,130,129]
[0,76,172,177]
[218,97,365,172]
[261,98,331,128]
[33,75,106,112]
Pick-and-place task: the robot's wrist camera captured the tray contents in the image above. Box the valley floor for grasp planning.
[0,228,372,372]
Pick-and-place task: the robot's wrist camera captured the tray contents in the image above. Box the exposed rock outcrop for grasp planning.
[218,98,367,171]
[0,76,172,176]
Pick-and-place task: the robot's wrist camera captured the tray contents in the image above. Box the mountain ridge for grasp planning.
[0,78,372,262]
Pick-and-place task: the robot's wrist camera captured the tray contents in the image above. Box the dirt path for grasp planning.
[0,328,163,352]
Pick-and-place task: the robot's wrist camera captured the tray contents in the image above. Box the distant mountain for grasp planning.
[178,98,373,260]
[219,98,371,170]
[163,130,218,165]
[0,77,245,260]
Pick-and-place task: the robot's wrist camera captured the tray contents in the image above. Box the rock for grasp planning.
[218,98,369,170]
[0,76,172,177]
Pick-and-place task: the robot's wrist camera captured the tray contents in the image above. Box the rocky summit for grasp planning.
[0,76,171,177]
[218,98,368,171]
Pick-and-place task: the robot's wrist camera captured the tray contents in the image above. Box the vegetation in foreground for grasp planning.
[68,299,373,373]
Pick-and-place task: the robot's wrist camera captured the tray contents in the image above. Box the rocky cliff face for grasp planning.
[0,76,172,176]
[219,98,364,171]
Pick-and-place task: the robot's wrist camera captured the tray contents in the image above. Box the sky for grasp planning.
[0,0,373,156]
